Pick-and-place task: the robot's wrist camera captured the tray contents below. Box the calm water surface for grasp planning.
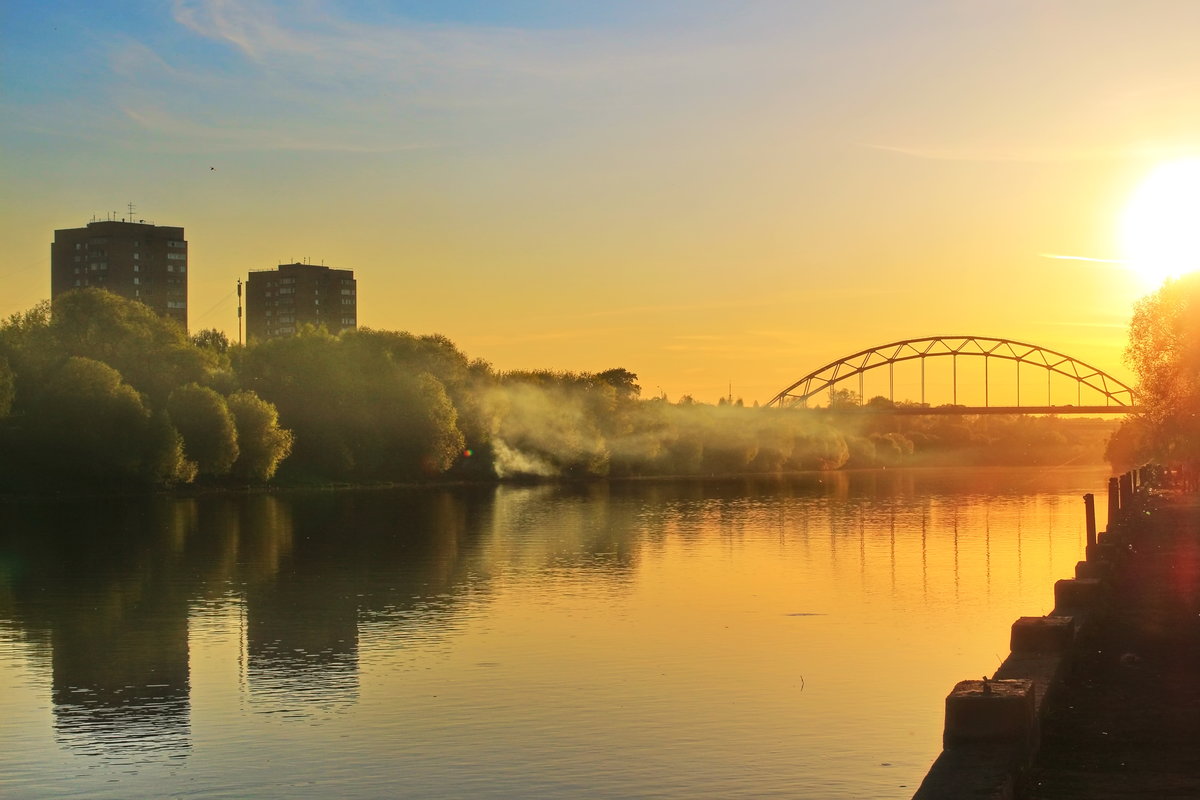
[0,466,1109,799]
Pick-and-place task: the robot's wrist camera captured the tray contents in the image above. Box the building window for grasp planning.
[168,240,185,248]
[134,264,140,272]
[133,277,140,285]
[133,252,139,260]
[167,253,186,260]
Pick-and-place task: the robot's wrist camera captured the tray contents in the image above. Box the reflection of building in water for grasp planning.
[244,584,359,714]
[0,497,201,759]
[51,612,190,757]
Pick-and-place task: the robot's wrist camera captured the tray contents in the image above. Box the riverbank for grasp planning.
[914,470,1200,799]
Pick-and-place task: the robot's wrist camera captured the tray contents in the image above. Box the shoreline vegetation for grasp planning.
[0,290,1122,496]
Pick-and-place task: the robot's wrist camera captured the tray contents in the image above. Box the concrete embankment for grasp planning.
[913,469,1200,800]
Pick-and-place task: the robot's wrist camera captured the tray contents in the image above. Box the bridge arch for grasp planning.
[766,335,1136,411]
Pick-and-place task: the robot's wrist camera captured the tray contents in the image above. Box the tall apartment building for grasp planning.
[244,262,357,341]
[51,219,189,329]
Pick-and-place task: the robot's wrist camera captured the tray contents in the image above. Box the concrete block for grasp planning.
[1010,616,1074,654]
[1076,559,1112,580]
[1054,578,1102,610]
[943,678,1036,749]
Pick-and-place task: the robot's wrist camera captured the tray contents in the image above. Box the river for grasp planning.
[0,466,1108,799]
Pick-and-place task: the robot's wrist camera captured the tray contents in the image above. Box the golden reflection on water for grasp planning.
[0,467,1108,799]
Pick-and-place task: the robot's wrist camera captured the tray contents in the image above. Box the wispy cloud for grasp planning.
[100,0,766,154]
[1039,253,1127,264]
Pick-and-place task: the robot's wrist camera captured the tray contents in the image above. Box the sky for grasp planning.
[4,0,1200,404]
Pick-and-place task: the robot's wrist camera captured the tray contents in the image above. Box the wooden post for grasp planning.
[1120,473,1134,509]
[1108,477,1120,526]
[1084,493,1096,548]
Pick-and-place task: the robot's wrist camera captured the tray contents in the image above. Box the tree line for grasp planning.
[0,289,1121,491]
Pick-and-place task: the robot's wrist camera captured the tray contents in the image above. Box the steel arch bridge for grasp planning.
[766,335,1137,414]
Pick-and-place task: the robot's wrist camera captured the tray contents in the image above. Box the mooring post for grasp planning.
[1120,472,1134,510]
[1107,476,1120,527]
[1084,493,1096,549]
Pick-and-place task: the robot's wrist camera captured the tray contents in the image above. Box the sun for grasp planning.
[1121,158,1200,287]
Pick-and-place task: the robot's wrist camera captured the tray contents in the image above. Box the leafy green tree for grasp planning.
[237,327,464,480]
[16,356,194,486]
[167,383,239,477]
[1124,273,1200,462]
[191,328,231,354]
[226,390,294,481]
[0,355,13,417]
[48,289,214,405]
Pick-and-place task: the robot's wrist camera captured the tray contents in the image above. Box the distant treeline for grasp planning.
[0,290,1118,490]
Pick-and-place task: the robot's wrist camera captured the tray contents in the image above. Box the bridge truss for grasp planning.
[765,335,1137,413]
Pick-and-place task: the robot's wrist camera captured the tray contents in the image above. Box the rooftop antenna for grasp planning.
[237,279,243,345]
[127,201,135,222]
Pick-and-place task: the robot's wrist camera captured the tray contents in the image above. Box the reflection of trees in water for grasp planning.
[483,482,642,581]
[238,488,498,714]
[0,471,1095,763]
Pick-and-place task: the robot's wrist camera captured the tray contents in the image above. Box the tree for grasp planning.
[594,368,640,402]
[829,388,861,409]
[237,327,465,480]
[226,390,294,481]
[167,383,239,477]
[191,328,231,354]
[1125,273,1200,462]
[48,289,214,405]
[0,356,13,417]
[15,356,194,486]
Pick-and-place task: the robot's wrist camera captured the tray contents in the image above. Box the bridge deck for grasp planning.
[880,405,1138,416]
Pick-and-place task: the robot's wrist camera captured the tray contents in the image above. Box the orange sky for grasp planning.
[5,1,1200,404]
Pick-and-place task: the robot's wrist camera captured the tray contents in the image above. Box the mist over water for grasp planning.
[0,466,1107,799]
[482,375,1116,479]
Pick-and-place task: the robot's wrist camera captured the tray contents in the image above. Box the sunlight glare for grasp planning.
[1121,158,1200,287]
